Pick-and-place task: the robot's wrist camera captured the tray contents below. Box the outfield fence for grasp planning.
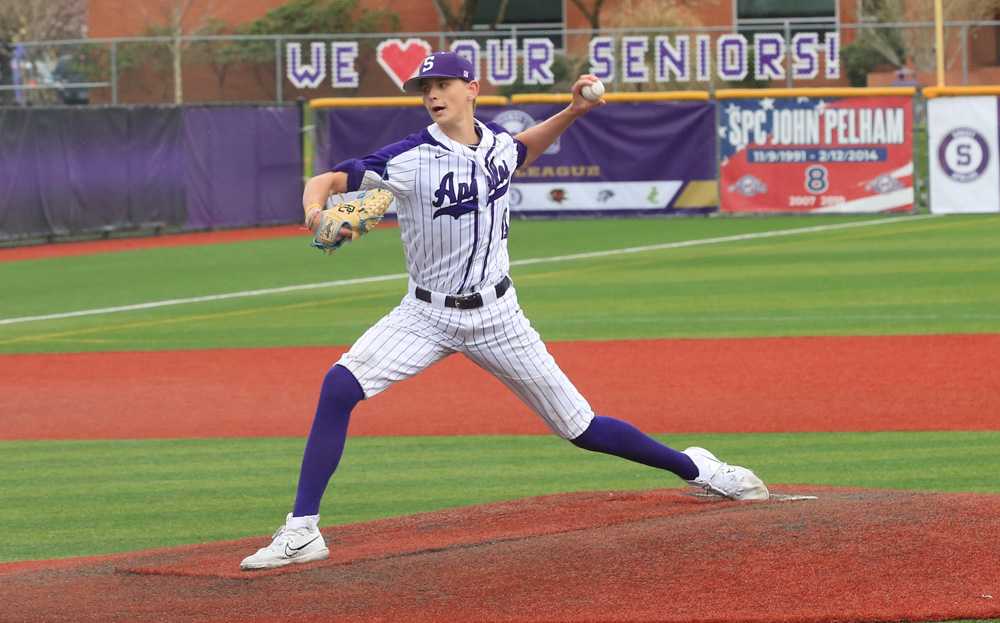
[0,86,935,243]
[0,105,302,242]
[311,88,923,218]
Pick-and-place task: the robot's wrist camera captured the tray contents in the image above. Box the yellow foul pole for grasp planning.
[934,0,945,86]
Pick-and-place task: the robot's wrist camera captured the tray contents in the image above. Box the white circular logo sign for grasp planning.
[938,127,990,183]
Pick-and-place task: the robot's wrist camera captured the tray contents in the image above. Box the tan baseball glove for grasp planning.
[311,189,394,254]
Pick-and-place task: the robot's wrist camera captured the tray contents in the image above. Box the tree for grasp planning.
[572,0,706,33]
[132,0,224,104]
[190,17,232,92]
[0,0,86,103]
[239,0,397,35]
[229,0,399,96]
[857,0,1000,76]
[431,0,479,32]
[0,0,86,42]
[569,0,608,32]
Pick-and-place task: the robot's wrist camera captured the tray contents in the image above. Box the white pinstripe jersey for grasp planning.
[334,119,526,295]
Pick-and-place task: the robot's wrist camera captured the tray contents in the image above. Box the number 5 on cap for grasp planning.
[422,56,435,72]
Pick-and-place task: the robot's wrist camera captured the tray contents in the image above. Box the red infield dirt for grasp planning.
[0,225,305,262]
[2,334,999,440]
[2,487,999,623]
[0,221,398,262]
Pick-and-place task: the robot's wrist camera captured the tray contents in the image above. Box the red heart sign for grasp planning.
[376,38,433,91]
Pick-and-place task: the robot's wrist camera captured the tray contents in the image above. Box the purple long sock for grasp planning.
[292,364,364,517]
[570,415,698,480]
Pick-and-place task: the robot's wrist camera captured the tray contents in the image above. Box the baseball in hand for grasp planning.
[581,79,605,102]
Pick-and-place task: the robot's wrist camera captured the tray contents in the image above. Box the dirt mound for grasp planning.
[2,486,999,623]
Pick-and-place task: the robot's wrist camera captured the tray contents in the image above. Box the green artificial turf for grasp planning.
[2,214,998,353]
[1,430,998,563]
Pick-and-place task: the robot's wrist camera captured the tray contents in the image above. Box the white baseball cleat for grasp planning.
[240,513,329,570]
[683,447,769,501]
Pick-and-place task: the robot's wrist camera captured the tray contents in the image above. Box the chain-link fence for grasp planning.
[2,20,999,106]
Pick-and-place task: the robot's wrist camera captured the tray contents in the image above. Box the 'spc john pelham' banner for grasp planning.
[719,95,914,214]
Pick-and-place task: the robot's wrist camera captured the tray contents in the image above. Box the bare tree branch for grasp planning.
[131,0,222,103]
[601,0,718,91]
[492,0,509,29]
[459,0,479,31]
[431,0,459,30]
[0,0,86,42]
[431,0,479,31]
[570,0,606,31]
[857,0,1000,74]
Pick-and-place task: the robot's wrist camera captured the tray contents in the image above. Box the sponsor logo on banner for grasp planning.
[549,188,568,204]
[937,127,990,183]
[865,174,904,193]
[494,110,535,133]
[494,109,559,155]
[729,174,767,197]
[719,95,914,213]
[502,181,686,211]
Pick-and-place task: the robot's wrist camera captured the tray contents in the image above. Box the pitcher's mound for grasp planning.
[2,486,1000,622]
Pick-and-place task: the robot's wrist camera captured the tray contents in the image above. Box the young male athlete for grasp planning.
[241,52,768,570]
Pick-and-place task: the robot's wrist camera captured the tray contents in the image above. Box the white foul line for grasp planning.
[509,213,936,266]
[0,214,938,327]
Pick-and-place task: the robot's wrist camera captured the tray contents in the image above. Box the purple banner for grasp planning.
[316,106,435,173]
[0,106,302,242]
[316,101,718,216]
[0,107,185,240]
[182,106,303,229]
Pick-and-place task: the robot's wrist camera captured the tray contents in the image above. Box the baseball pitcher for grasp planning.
[241,52,768,570]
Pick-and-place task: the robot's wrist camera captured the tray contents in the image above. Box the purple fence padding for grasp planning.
[131,108,187,228]
[0,106,302,241]
[182,106,303,229]
[0,107,186,240]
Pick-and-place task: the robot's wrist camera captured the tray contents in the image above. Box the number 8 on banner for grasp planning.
[805,166,829,194]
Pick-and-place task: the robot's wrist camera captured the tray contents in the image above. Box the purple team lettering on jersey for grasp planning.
[432,169,479,219]
[331,120,526,295]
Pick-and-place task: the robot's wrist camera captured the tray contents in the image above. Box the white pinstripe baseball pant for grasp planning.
[336,283,595,439]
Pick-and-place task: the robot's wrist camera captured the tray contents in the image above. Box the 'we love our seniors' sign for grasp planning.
[286,33,840,90]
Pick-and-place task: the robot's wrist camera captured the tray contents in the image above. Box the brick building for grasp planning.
[84,0,999,104]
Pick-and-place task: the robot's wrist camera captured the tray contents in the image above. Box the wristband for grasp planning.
[304,203,323,223]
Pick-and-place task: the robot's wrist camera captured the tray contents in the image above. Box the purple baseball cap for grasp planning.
[402,52,476,93]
